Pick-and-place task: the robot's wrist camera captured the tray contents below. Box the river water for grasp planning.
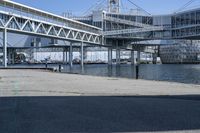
[2,64,200,85]
[61,64,200,85]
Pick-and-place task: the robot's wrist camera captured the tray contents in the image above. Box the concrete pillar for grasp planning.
[7,49,12,64]
[131,50,135,65]
[137,50,141,64]
[116,41,120,65]
[80,42,84,67]
[11,49,15,64]
[108,47,112,65]
[63,48,65,64]
[153,53,157,64]
[69,42,73,67]
[66,48,68,64]
[63,48,68,64]
[116,48,120,65]
[3,29,7,68]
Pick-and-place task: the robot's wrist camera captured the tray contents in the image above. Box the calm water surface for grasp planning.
[3,64,200,85]
[61,64,200,85]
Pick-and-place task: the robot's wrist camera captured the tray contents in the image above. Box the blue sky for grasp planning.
[12,0,195,16]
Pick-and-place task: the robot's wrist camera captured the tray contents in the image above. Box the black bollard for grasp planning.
[45,59,48,70]
[136,65,139,79]
[59,64,62,72]
[45,63,48,70]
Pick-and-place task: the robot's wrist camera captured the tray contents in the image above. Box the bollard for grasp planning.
[59,64,62,72]
[45,62,48,70]
[136,65,139,79]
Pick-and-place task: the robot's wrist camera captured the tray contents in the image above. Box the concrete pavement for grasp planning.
[0,69,200,132]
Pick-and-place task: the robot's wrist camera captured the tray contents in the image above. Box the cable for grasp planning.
[82,0,106,15]
[127,0,151,15]
[174,0,197,13]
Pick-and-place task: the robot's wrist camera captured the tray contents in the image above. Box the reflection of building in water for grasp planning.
[160,40,200,64]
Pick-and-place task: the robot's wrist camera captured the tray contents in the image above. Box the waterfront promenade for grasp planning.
[0,69,200,133]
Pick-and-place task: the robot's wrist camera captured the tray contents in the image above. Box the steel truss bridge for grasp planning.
[1,0,200,67]
[0,0,103,67]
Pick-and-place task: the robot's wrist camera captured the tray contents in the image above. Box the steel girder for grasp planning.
[0,11,102,45]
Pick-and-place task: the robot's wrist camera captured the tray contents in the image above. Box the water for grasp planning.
[61,64,200,85]
[2,64,200,85]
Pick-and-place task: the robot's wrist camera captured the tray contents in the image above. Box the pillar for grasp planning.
[66,48,68,64]
[116,41,120,65]
[63,48,68,64]
[69,42,73,67]
[3,29,7,68]
[153,53,157,64]
[137,50,141,65]
[116,48,120,65]
[80,42,84,67]
[131,50,135,65]
[8,49,11,64]
[11,49,15,64]
[108,47,112,65]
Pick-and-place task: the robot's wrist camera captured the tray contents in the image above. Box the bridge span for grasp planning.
[1,0,200,67]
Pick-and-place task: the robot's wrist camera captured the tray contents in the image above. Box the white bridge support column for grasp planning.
[80,42,84,68]
[108,47,112,65]
[3,29,7,68]
[69,42,73,67]
[116,41,120,65]
[63,48,68,64]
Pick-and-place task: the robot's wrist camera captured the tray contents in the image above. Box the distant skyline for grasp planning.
[12,0,199,16]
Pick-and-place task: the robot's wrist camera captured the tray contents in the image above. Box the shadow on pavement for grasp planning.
[0,95,200,133]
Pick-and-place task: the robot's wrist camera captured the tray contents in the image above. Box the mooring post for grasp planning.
[136,64,139,79]
[59,64,62,72]
[45,59,48,69]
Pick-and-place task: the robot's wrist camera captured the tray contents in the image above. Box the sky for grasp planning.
[11,0,197,16]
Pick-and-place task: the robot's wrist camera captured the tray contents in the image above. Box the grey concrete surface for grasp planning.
[0,70,200,133]
[0,69,200,97]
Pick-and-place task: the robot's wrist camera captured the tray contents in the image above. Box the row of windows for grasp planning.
[172,11,200,28]
[106,14,153,25]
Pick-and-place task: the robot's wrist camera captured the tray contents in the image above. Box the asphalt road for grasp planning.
[0,95,200,133]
